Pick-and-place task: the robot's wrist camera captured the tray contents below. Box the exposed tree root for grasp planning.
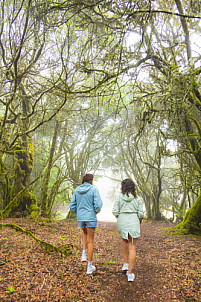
[0,223,73,256]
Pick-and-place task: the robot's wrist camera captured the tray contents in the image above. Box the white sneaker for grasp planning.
[122,263,129,271]
[127,273,135,282]
[86,265,96,274]
[81,254,87,262]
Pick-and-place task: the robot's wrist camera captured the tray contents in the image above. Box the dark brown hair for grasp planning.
[121,178,137,198]
[82,173,93,184]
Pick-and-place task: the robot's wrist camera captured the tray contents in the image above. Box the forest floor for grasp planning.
[0,218,201,302]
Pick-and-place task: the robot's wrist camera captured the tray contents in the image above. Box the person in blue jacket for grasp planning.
[70,173,103,274]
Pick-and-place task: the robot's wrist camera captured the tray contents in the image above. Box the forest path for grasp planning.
[0,219,200,301]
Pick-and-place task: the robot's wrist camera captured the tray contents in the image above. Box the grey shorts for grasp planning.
[78,221,97,228]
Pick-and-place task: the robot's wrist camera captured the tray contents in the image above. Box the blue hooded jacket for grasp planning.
[70,182,103,222]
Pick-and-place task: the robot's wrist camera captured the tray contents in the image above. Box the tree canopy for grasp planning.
[0,0,201,234]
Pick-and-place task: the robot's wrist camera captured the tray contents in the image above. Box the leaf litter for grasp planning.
[0,218,201,301]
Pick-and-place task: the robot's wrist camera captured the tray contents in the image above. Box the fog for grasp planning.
[96,176,120,222]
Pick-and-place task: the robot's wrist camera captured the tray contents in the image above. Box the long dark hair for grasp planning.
[121,178,137,198]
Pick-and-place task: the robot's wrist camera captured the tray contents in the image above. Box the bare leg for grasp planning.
[82,226,87,251]
[122,238,129,264]
[128,235,137,274]
[87,227,95,262]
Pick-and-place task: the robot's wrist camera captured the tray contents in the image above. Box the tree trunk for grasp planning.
[175,0,191,61]
[143,195,152,219]
[155,198,161,220]
[9,141,36,216]
[176,188,187,222]
[40,120,60,217]
[8,80,37,216]
[155,151,162,220]
[175,192,201,235]
[66,182,79,220]
[47,175,66,217]
[177,114,201,233]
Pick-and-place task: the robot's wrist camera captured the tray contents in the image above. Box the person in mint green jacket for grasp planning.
[112,178,144,282]
[70,173,103,275]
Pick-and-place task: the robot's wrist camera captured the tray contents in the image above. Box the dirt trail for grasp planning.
[96,221,201,301]
[0,219,201,301]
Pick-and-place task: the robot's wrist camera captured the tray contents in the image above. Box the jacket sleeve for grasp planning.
[112,195,120,217]
[93,188,103,214]
[70,191,77,214]
[137,197,144,218]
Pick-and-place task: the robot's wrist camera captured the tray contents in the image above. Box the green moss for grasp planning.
[30,204,39,211]
[30,211,39,219]
[30,204,40,220]
[174,193,201,235]
[9,143,36,216]
[28,141,34,155]
[10,184,15,200]
[0,223,73,256]
[0,189,24,219]
[0,187,37,219]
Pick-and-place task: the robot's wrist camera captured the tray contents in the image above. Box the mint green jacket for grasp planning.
[112,193,144,239]
[112,193,144,218]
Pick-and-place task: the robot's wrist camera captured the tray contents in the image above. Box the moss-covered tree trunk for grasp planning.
[175,114,201,234]
[66,181,80,220]
[9,89,36,216]
[153,166,162,220]
[9,141,36,216]
[40,120,60,217]
[175,192,201,235]
[140,188,153,219]
[176,188,187,222]
[47,176,66,217]
[152,184,162,220]
[143,195,152,219]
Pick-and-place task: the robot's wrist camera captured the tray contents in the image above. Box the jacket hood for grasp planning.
[77,182,93,194]
[121,192,134,202]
